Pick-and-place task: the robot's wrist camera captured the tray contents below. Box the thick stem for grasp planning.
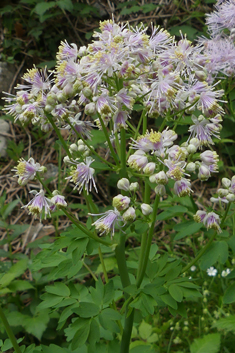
[115,234,134,353]
[136,195,160,288]
[0,305,22,353]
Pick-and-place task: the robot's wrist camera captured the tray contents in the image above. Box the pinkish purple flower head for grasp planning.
[200,150,219,166]
[56,40,78,62]
[18,67,52,95]
[149,26,172,53]
[67,157,97,194]
[188,115,221,148]
[130,130,163,154]
[164,158,187,181]
[174,178,192,197]
[200,36,235,78]
[203,211,221,233]
[167,145,188,162]
[22,190,53,219]
[13,158,45,186]
[198,164,211,181]
[55,61,80,88]
[116,88,135,110]
[90,208,123,237]
[206,0,235,35]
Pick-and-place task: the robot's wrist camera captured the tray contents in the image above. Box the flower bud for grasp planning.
[73,80,83,93]
[117,178,130,191]
[45,104,53,112]
[63,156,71,164]
[187,144,197,154]
[222,178,231,188]
[129,182,139,192]
[70,143,78,152]
[186,162,196,172]
[226,193,235,202]
[112,195,130,211]
[143,162,156,175]
[189,137,200,148]
[198,164,210,181]
[154,184,166,196]
[123,207,136,222]
[217,188,229,197]
[141,203,153,216]
[57,92,67,103]
[83,87,92,98]
[85,102,96,115]
[150,171,168,185]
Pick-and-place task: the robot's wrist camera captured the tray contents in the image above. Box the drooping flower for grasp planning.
[50,190,67,211]
[127,150,148,171]
[203,211,221,233]
[67,157,97,194]
[22,190,53,219]
[174,178,192,197]
[194,210,207,223]
[12,158,45,186]
[63,113,94,139]
[112,195,130,211]
[90,209,122,237]
[188,115,221,147]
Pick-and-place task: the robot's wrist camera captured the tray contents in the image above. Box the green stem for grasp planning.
[120,128,127,179]
[98,246,109,283]
[62,209,112,246]
[182,203,231,273]
[159,117,167,132]
[36,174,51,195]
[98,115,120,166]
[0,305,22,353]
[136,195,160,288]
[82,259,98,281]
[46,114,73,159]
[142,113,147,134]
[115,234,134,353]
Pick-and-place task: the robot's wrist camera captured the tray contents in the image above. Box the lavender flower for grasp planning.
[203,211,221,233]
[67,157,97,194]
[12,158,45,186]
[174,178,192,197]
[50,190,67,211]
[91,209,122,237]
[22,190,52,219]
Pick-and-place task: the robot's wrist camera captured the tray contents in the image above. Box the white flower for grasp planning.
[190,265,197,272]
[206,266,217,277]
[221,268,231,277]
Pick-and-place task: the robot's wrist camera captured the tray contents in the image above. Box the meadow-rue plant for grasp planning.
[2,3,235,352]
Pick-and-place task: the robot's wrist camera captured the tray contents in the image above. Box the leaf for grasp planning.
[56,0,73,12]
[45,282,70,297]
[74,302,100,318]
[190,333,221,353]
[174,221,202,240]
[212,315,235,332]
[0,259,28,288]
[138,320,152,340]
[23,311,50,340]
[199,241,228,270]
[223,283,235,304]
[34,2,56,15]
[8,280,34,292]
[169,285,183,302]
[1,199,20,220]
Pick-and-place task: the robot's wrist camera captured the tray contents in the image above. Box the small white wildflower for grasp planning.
[206,266,217,277]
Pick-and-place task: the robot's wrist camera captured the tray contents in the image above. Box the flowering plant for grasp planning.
[2,2,235,352]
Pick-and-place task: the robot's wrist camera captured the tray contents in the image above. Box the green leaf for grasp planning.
[1,199,20,220]
[37,293,64,309]
[23,311,50,340]
[190,333,221,353]
[0,259,28,288]
[74,302,100,318]
[65,318,91,348]
[174,221,202,240]
[169,284,183,302]
[8,280,34,292]
[34,2,56,15]
[199,241,228,270]
[212,315,235,332]
[56,0,73,12]
[138,320,152,340]
[160,294,178,309]
[223,283,235,304]
[45,282,70,297]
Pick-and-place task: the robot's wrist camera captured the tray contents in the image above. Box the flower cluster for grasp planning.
[199,0,235,80]
[194,210,221,233]
[210,176,235,203]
